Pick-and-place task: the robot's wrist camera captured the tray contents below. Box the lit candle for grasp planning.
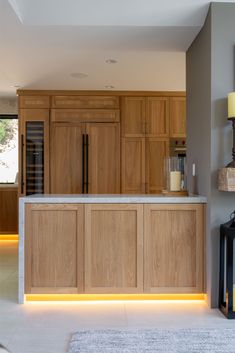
[170,171,181,191]
[228,92,235,118]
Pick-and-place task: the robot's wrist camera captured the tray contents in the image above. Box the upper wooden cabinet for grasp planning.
[170,97,186,137]
[85,204,144,293]
[51,109,120,123]
[25,203,84,294]
[52,95,119,109]
[146,97,169,137]
[121,97,146,136]
[144,204,204,293]
[19,96,50,109]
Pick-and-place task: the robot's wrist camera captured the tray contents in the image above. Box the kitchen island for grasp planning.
[19,194,206,303]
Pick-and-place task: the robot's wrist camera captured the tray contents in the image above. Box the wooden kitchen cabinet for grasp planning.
[121,137,145,194]
[50,123,84,194]
[19,96,50,109]
[170,97,186,137]
[146,97,169,137]
[19,109,50,196]
[0,187,18,233]
[52,95,119,109]
[50,122,120,194]
[145,138,169,193]
[86,123,120,194]
[84,204,144,293]
[25,204,84,294]
[144,204,204,293]
[121,97,146,136]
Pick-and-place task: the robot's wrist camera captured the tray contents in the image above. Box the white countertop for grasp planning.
[19,194,207,204]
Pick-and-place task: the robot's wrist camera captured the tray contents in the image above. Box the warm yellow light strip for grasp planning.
[25,293,205,302]
[0,234,19,241]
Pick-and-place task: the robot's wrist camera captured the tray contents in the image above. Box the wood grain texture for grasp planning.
[50,123,84,194]
[18,109,50,196]
[0,188,18,233]
[145,138,169,194]
[86,123,120,194]
[17,90,186,97]
[144,204,204,293]
[52,96,119,109]
[121,97,146,136]
[19,96,50,109]
[170,97,186,138]
[85,204,144,293]
[25,204,84,294]
[121,137,145,194]
[51,109,120,123]
[146,97,169,137]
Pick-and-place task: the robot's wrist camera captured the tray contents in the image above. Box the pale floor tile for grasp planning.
[0,241,235,353]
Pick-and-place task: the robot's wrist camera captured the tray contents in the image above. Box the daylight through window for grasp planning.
[0,115,18,183]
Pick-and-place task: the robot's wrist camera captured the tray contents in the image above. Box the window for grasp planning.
[0,115,18,183]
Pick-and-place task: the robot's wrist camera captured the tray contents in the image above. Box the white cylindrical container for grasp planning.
[170,171,181,191]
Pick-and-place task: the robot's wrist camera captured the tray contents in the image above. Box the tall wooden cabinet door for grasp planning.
[19,109,50,196]
[146,97,169,137]
[50,123,84,194]
[144,204,204,293]
[121,137,145,194]
[170,97,186,137]
[145,138,169,194]
[86,123,120,194]
[85,204,143,293]
[121,97,146,136]
[25,204,84,294]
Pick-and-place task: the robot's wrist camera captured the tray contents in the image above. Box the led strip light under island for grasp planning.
[19,194,207,304]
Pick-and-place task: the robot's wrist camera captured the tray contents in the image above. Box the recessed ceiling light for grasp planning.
[11,84,21,88]
[105,85,115,89]
[70,72,88,79]
[105,59,117,64]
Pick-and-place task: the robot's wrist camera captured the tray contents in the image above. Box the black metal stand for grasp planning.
[219,218,235,319]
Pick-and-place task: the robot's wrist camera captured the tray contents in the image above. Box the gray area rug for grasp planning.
[68,328,235,353]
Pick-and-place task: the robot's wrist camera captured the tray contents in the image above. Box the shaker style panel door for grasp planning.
[50,123,84,194]
[144,204,204,293]
[145,138,169,194]
[170,97,186,137]
[25,204,84,294]
[86,123,120,194]
[146,97,169,137]
[121,97,146,137]
[85,204,144,293]
[19,109,50,196]
[121,137,145,194]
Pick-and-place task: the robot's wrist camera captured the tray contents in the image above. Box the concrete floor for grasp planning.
[0,240,234,353]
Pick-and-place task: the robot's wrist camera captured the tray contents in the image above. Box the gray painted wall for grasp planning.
[187,3,235,307]
[0,97,17,114]
[186,10,212,305]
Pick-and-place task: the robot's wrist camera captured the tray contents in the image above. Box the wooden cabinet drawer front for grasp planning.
[19,96,50,109]
[52,96,119,109]
[51,109,120,123]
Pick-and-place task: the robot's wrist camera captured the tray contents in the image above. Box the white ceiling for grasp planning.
[0,0,234,96]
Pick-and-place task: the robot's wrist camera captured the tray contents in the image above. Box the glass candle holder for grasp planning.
[165,156,187,192]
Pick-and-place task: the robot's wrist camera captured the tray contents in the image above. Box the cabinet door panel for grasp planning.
[146,97,169,137]
[86,123,120,194]
[50,123,83,194]
[121,97,145,136]
[170,97,186,137]
[145,138,169,194]
[25,204,84,294]
[144,204,204,293]
[121,137,145,194]
[85,204,143,293]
